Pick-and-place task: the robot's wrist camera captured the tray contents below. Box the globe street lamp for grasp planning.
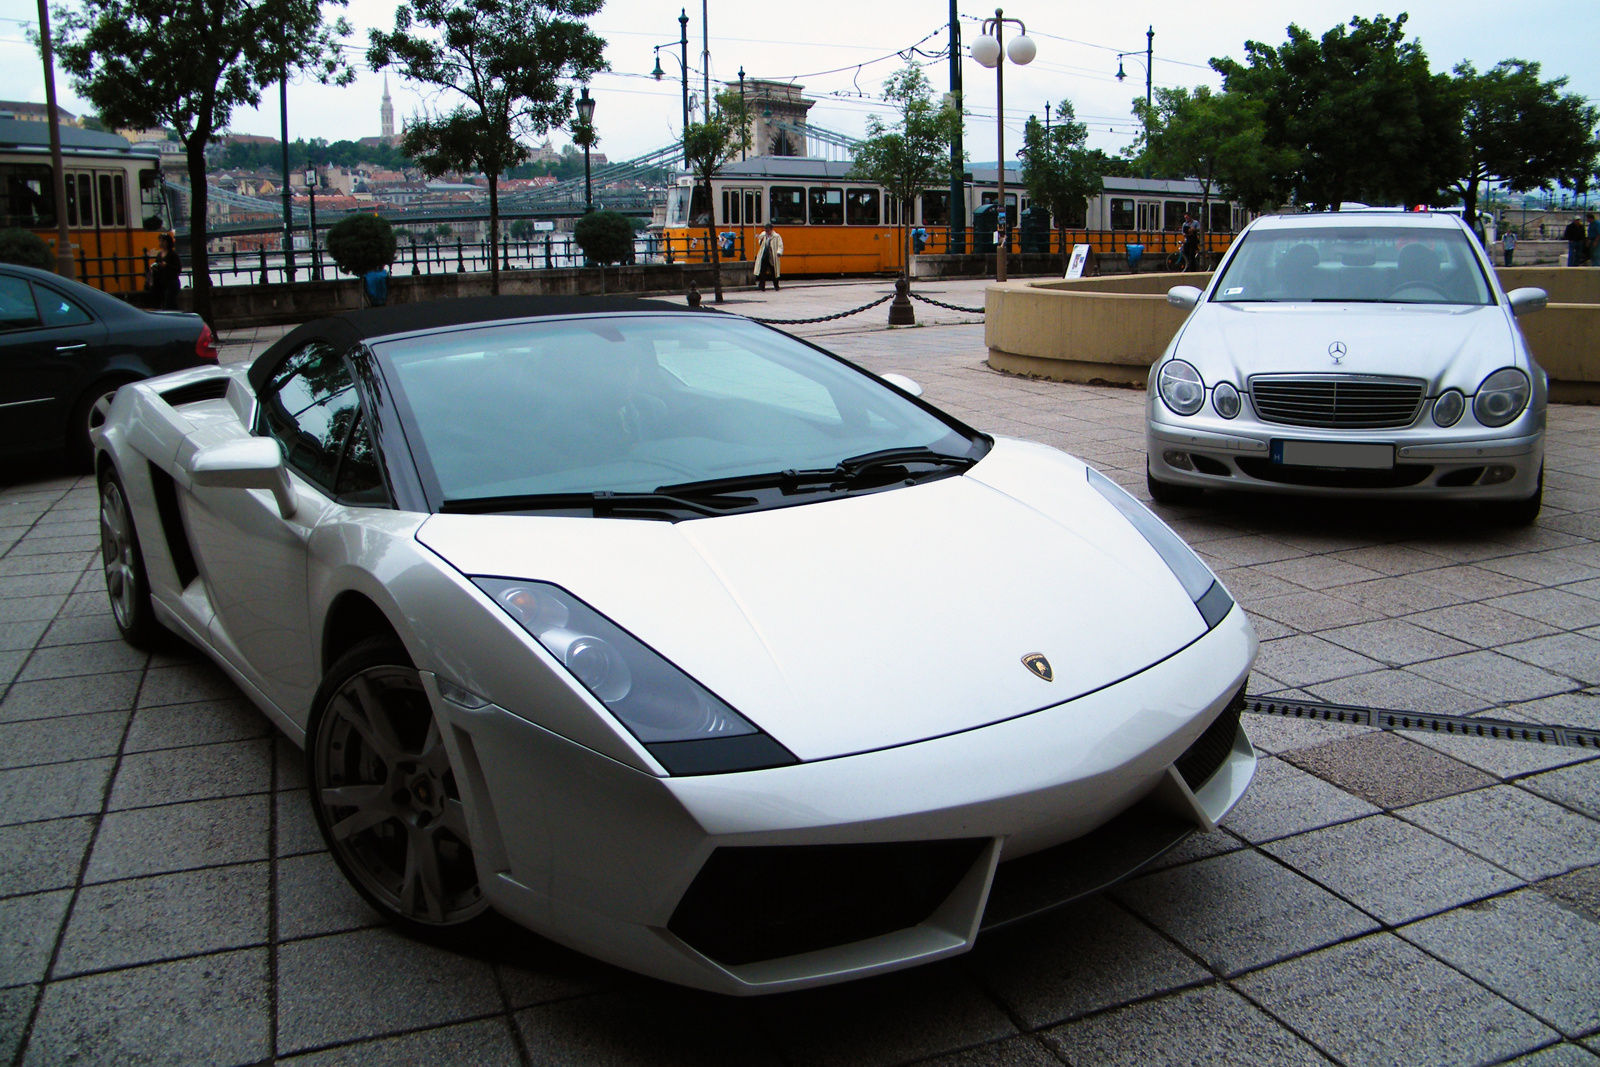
[970,8,1035,282]
[652,11,692,159]
[305,167,321,280]
[576,87,597,213]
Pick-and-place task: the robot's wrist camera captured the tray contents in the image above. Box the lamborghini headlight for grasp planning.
[1087,466,1233,629]
[473,578,795,774]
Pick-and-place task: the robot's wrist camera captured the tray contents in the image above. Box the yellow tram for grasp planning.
[0,117,168,293]
[661,158,1251,275]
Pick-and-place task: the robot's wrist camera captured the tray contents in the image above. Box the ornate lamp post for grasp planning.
[576,87,596,213]
[1115,27,1155,111]
[970,8,1035,283]
[305,167,321,280]
[738,67,746,161]
[652,11,692,153]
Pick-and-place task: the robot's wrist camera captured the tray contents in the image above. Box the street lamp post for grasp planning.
[576,87,596,213]
[1116,26,1154,111]
[305,167,320,280]
[970,8,1035,283]
[280,74,295,283]
[738,67,746,161]
[652,12,692,150]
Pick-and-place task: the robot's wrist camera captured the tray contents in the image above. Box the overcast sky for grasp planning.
[1,0,1594,169]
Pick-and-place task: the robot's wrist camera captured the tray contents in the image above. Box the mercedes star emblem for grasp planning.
[1328,341,1347,364]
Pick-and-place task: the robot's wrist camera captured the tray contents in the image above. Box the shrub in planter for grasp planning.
[325,214,397,277]
[0,228,57,271]
[573,210,635,266]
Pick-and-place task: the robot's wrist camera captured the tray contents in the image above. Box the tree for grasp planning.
[55,0,350,326]
[1450,60,1599,234]
[1018,100,1105,253]
[848,66,960,280]
[1212,15,1463,210]
[1131,86,1292,230]
[368,0,606,296]
[326,214,398,276]
[0,229,56,271]
[681,88,750,303]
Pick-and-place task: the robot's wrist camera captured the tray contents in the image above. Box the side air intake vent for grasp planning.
[159,378,231,408]
[146,462,198,587]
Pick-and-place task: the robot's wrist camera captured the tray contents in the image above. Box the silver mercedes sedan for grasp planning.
[1146,211,1549,524]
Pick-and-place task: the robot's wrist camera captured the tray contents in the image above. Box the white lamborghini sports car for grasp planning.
[92,296,1257,994]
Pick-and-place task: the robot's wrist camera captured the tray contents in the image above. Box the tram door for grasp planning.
[63,170,132,288]
[720,187,762,226]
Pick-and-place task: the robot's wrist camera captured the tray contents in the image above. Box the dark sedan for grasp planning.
[0,262,215,466]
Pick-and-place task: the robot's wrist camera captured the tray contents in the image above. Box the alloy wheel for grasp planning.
[313,664,488,926]
[99,480,139,629]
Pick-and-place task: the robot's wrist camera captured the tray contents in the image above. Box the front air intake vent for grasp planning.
[669,839,985,966]
[1175,684,1245,790]
[1249,375,1424,429]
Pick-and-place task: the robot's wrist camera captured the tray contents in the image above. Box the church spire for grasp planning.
[380,75,395,140]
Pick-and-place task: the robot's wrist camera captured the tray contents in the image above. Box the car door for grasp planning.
[181,338,371,717]
[0,273,106,451]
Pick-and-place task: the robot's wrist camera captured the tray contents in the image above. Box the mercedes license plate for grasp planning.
[1271,440,1394,470]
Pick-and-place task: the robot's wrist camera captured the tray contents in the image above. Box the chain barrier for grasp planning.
[908,292,987,315]
[744,294,895,325]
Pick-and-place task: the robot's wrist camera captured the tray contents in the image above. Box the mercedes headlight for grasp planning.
[1212,381,1241,419]
[1087,467,1233,629]
[1432,389,1464,427]
[1158,360,1205,416]
[1473,369,1530,428]
[474,578,795,774]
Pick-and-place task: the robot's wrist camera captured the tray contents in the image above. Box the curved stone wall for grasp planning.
[983,268,1599,401]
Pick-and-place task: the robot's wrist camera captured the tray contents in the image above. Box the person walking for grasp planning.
[1502,229,1516,267]
[754,222,783,292]
[1564,216,1587,266]
[1589,213,1600,267]
[1180,212,1201,272]
[148,232,181,309]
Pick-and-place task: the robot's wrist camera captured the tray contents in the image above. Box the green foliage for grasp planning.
[221,137,412,173]
[681,88,752,301]
[848,66,960,275]
[0,229,56,271]
[325,214,397,276]
[1019,101,1105,230]
[509,218,538,240]
[368,0,607,293]
[1212,14,1463,209]
[1132,87,1292,215]
[573,210,633,264]
[53,0,352,324]
[1450,59,1599,230]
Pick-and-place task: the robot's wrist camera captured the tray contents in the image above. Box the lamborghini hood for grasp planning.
[415,438,1212,762]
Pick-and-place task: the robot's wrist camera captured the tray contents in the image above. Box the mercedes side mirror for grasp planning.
[880,373,924,397]
[186,438,297,519]
[1167,286,1203,310]
[1506,288,1548,317]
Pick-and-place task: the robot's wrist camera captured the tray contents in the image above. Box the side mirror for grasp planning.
[186,437,296,519]
[1167,286,1203,310]
[880,372,924,397]
[1506,287,1548,317]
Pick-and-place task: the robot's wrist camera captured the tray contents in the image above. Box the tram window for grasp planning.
[113,174,127,227]
[139,168,164,229]
[667,186,691,226]
[0,276,40,331]
[1058,198,1087,228]
[0,164,56,229]
[921,191,950,226]
[1164,201,1186,231]
[1110,198,1135,230]
[771,186,805,225]
[808,188,843,225]
[745,190,761,225]
[1210,202,1231,233]
[846,189,878,225]
[97,174,116,226]
[722,189,739,225]
[885,196,900,226]
[688,184,710,227]
[76,176,92,227]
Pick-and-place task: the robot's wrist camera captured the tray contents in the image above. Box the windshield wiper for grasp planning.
[657,448,977,500]
[440,489,758,519]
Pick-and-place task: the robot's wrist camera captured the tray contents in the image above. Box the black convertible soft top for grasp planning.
[248,295,703,393]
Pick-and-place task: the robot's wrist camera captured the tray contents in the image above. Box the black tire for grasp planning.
[69,377,137,472]
[97,469,163,649]
[1484,466,1543,527]
[1147,462,1204,507]
[307,638,496,941]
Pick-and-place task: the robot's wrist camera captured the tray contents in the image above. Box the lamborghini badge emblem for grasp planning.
[1022,653,1053,682]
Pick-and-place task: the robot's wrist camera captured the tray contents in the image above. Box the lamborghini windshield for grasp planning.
[376,314,983,510]
[1211,225,1494,306]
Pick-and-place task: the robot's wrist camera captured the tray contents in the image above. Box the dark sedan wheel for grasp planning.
[98,470,161,648]
[309,639,493,937]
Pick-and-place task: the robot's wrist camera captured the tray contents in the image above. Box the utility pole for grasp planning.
[279,73,295,282]
[947,0,964,254]
[35,0,74,279]
[701,0,710,122]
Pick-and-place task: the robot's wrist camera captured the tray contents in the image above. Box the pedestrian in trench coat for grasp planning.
[755,223,783,291]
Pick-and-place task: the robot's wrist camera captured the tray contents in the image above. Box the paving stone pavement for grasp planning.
[2,278,1598,1065]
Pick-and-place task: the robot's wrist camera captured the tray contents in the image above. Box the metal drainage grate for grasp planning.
[1243,695,1600,749]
